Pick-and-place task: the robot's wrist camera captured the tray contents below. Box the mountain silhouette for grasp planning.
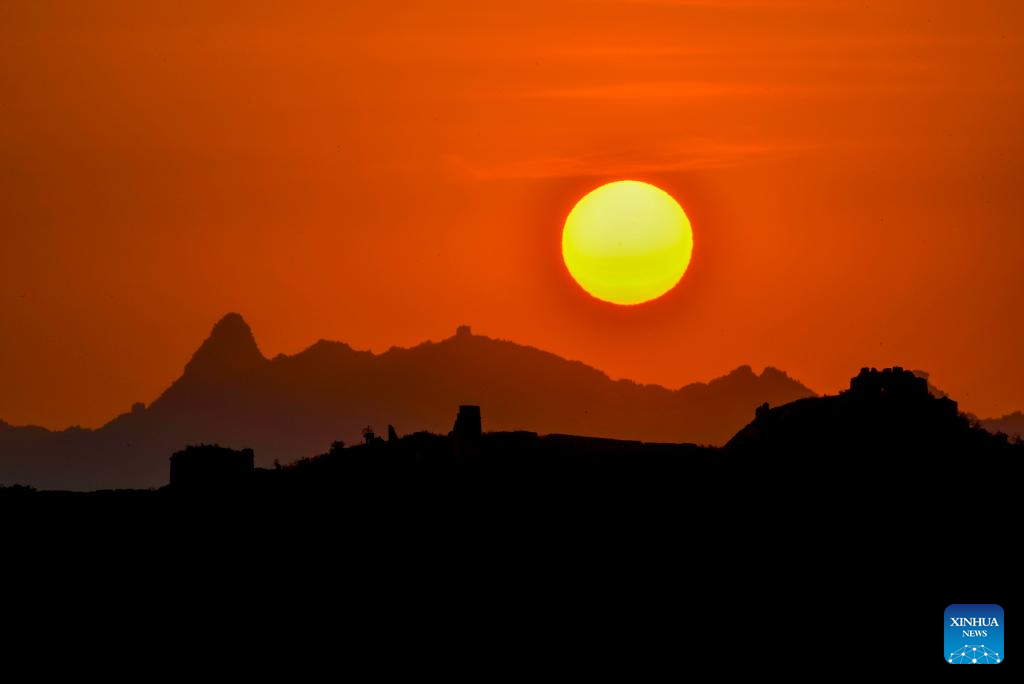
[980,411,1024,441]
[0,313,813,490]
[8,368,1018,505]
[725,366,1017,456]
[181,311,266,379]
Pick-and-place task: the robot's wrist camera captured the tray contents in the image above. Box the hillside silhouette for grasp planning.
[5,370,1019,508]
[726,367,1018,456]
[0,313,812,490]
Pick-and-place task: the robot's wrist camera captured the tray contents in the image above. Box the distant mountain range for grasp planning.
[0,313,815,490]
[911,369,1024,440]
[980,411,1024,440]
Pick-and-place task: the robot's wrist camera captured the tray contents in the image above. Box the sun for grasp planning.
[562,180,693,305]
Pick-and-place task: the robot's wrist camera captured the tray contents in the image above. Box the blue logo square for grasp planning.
[945,604,1004,664]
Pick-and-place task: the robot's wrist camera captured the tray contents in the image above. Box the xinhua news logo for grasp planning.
[945,604,1004,664]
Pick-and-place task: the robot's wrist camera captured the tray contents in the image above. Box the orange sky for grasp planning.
[2,1,1023,429]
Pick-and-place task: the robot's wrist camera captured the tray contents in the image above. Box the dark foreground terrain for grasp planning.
[4,367,1018,512]
[6,367,1015,671]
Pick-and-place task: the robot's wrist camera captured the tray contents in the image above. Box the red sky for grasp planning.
[2,1,1023,428]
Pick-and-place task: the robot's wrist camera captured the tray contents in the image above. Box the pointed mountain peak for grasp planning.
[759,366,815,394]
[724,364,756,378]
[759,366,793,382]
[703,364,814,400]
[704,365,757,390]
[182,313,266,379]
[212,311,251,333]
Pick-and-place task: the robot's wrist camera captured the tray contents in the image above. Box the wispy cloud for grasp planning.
[448,138,806,181]
[588,0,814,7]
[519,80,773,101]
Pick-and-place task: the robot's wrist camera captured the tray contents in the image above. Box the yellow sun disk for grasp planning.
[562,180,693,305]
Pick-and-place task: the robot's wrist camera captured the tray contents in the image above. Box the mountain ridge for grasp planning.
[0,313,815,490]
